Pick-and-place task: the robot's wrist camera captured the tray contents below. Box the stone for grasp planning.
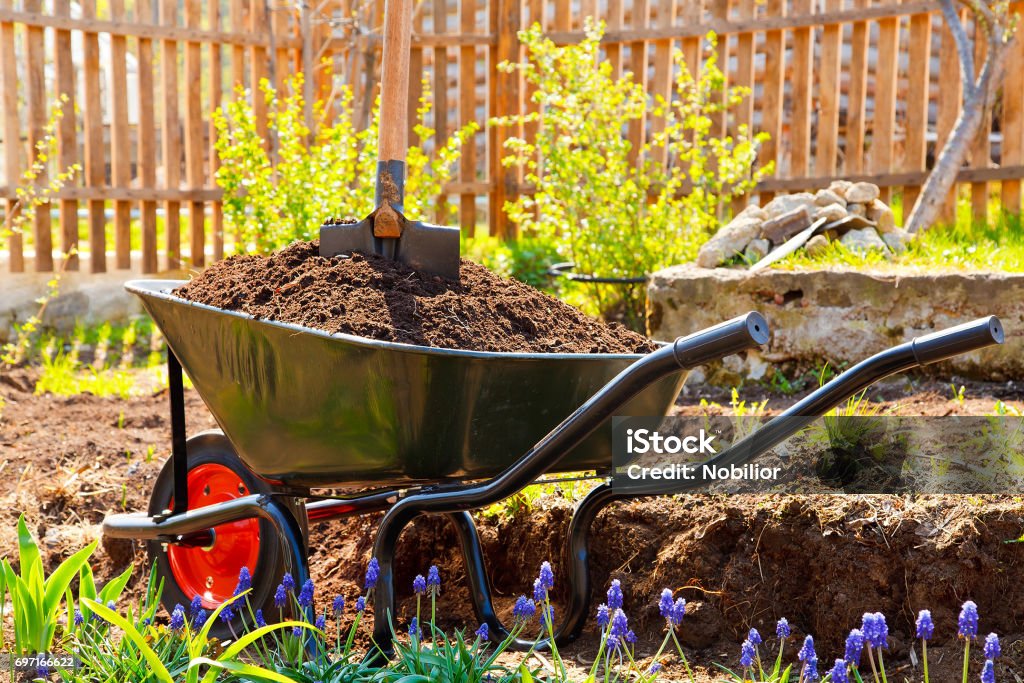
[882,229,915,253]
[814,189,847,208]
[760,205,813,243]
[745,238,771,261]
[840,227,889,255]
[828,180,852,198]
[763,192,816,218]
[845,182,880,204]
[696,215,763,268]
[815,202,848,223]
[866,198,896,233]
[736,204,769,221]
[847,202,866,217]
[805,234,830,258]
[646,264,1024,381]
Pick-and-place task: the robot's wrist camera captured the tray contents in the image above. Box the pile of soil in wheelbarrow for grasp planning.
[173,240,655,354]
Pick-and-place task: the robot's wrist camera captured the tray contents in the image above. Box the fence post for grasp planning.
[210,0,225,261]
[24,0,52,272]
[82,0,105,273]
[846,0,870,176]
[759,0,785,203]
[55,0,79,271]
[815,0,842,178]
[137,0,159,274]
[434,0,449,223]
[790,0,812,178]
[488,0,521,238]
[0,0,22,273]
[1001,3,1024,217]
[872,11,899,204]
[185,0,205,268]
[903,8,933,213]
[161,0,182,270]
[459,0,477,235]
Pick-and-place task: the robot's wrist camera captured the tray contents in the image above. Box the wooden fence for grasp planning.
[2,0,1023,274]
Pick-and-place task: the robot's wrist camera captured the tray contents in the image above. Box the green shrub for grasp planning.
[213,72,477,255]
[495,22,771,325]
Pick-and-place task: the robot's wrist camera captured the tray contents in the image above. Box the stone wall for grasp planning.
[647,265,1024,382]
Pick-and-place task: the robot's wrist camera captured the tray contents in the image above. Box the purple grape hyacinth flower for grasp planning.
[333,595,345,616]
[625,629,637,644]
[365,558,380,590]
[981,659,996,683]
[274,583,288,608]
[298,579,315,608]
[409,616,421,639]
[959,601,979,639]
[190,595,203,622]
[475,622,489,640]
[862,612,888,649]
[170,604,186,632]
[740,639,756,668]
[845,629,865,665]
[538,561,554,590]
[413,574,427,595]
[749,627,763,646]
[831,659,849,683]
[799,635,816,663]
[513,596,536,622]
[659,589,674,619]
[610,609,629,638]
[916,610,934,640]
[255,609,266,628]
[597,604,610,629]
[533,579,546,604]
[805,656,820,683]
[670,599,686,627]
[777,617,791,640]
[607,580,623,610]
[315,614,326,630]
[235,567,252,595]
[73,609,84,627]
[356,596,366,612]
[540,603,555,626]
[194,609,208,628]
[427,565,441,594]
[281,572,295,593]
[648,663,663,674]
[984,633,1001,660]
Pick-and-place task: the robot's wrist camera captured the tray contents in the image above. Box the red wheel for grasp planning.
[146,431,306,636]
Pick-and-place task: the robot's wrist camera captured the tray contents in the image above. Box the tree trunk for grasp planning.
[905,0,1011,233]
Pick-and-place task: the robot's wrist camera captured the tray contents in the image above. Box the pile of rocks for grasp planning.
[696,181,915,269]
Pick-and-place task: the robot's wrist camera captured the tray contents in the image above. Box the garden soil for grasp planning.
[2,370,1023,680]
[172,240,655,354]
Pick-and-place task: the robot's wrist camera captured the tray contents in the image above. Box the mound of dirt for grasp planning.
[173,241,655,354]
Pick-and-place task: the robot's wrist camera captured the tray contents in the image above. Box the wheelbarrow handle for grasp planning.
[912,315,1004,366]
[670,311,770,368]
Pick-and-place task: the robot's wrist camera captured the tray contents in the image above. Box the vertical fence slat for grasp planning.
[82,0,104,273]
[459,0,477,234]
[110,0,132,269]
[434,0,449,222]
[137,0,158,274]
[710,0,731,139]
[679,0,700,92]
[846,0,870,175]
[210,0,225,260]
[409,1,423,142]
[872,13,899,204]
[790,0,813,178]
[970,24,989,224]
[731,0,755,211]
[627,0,650,167]
[185,0,204,267]
[250,0,270,147]
[1002,4,1024,216]
[554,0,571,31]
[0,0,22,272]
[54,0,78,270]
[606,0,624,77]
[231,0,246,89]
[936,11,963,222]
[24,0,52,272]
[815,0,842,177]
[759,0,785,201]
[161,0,181,270]
[489,0,520,237]
[273,5,290,94]
[651,0,678,168]
[902,9,932,214]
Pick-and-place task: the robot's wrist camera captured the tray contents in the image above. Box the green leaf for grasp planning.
[82,598,175,683]
[16,515,43,604]
[97,563,133,604]
[194,656,307,683]
[216,620,318,662]
[42,540,96,619]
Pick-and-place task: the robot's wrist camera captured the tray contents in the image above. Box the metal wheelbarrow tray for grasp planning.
[103,278,1005,654]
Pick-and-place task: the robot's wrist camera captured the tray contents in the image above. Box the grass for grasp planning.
[776,191,1024,272]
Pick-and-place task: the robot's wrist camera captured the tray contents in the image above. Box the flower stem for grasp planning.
[867,644,881,683]
[922,640,930,683]
[877,648,888,683]
[962,639,971,683]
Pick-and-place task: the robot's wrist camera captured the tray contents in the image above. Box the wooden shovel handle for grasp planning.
[378,0,413,163]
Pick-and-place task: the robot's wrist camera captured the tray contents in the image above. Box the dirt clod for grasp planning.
[173,241,655,354]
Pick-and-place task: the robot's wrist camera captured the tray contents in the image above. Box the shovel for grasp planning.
[320,0,461,280]
[749,214,876,272]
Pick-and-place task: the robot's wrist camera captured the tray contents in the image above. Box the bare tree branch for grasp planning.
[941,0,976,92]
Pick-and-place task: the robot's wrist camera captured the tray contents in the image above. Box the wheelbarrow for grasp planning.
[100,278,1004,651]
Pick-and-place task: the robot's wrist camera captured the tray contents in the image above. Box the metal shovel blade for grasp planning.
[320,216,461,281]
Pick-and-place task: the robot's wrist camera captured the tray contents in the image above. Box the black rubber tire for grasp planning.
[146,430,306,638]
